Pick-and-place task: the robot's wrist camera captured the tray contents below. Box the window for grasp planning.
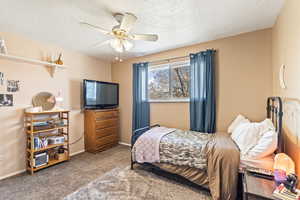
[148,60,190,102]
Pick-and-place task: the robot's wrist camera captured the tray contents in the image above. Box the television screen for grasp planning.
[83,80,119,109]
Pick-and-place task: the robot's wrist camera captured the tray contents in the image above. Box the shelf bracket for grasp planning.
[47,65,57,78]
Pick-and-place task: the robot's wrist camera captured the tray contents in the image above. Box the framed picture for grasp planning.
[0,94,13,107]
[7,80,20,92]
[0,72,4,86]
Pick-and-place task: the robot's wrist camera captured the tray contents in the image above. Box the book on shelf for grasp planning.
[33,136,65,150]
[34,137,48,149]
[28,121,66,132]
[33,122,49,127]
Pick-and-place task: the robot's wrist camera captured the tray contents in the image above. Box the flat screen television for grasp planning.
[83,79,119,109]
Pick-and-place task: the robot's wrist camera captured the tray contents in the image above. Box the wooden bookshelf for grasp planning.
[25,110,70,174]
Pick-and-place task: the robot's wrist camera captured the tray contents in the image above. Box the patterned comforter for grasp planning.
[159,129,214,170]
[133,128,215,170]
[133,128,240,200]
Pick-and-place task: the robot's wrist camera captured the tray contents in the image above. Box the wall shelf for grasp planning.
[0,53,66,77]
[0,53,67,68]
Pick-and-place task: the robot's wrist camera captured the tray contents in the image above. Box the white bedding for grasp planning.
[239,154,275,171]
[230,116,278,160]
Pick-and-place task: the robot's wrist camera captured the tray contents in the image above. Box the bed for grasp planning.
[131,97,283,200]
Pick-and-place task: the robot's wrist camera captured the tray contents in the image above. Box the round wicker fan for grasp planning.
[32,92,56,111]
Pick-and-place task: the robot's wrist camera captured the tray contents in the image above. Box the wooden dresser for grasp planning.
[84,109,119,153]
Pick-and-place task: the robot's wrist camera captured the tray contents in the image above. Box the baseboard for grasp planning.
[70,149,85,156]
[118,141,131,147]
[0,169,26,181]
[0,149,85,181]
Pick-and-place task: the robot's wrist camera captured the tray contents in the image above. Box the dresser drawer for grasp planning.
[96,134,118,147]
[95,118,118,129]
[94,110,118,120]
[95,126,118,139]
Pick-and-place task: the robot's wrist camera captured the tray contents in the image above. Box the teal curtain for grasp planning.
[132,62,150,134]
[190,49,216,133]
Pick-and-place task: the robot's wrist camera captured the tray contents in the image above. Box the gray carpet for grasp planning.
[0,145,130,200]
[0,145,211,200]
[65,166,211,200]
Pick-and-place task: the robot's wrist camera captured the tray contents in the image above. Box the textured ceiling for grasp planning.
[0,0,285,61]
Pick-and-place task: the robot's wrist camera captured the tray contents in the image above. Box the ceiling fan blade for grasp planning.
[122,40,134,51]
[92,39,112,47]
[119,13,137,32]
[80,21,112,35]
[130,34,158,42]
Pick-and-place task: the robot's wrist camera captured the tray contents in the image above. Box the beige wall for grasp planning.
[0,32,111,179]
[272,0,300,177]
[112,29,273,144]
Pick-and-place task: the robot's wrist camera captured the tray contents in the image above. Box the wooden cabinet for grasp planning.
[84,109,119,153]
[242,171,276,200]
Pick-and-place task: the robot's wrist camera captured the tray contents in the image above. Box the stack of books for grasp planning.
[30,120,65,131]
[34,137,48,149]
[31,121,54,131]
[273,184,300,200]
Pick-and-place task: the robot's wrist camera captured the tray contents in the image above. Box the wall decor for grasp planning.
[0,37,8,54]
[279,64,287,89]
[0,94,13,107]
[32,92,56,111]
[55,53,64,65]
[7,80,20,92]
[0,72,4,86]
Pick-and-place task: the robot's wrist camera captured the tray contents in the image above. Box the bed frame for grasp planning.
[267,96,283,153]
[130,97,283,197]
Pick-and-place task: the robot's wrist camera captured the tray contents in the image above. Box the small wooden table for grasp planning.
[243,171,277,200]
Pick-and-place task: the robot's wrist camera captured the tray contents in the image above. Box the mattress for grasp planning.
[154,154,275,189]
[239,154,275,172]
[151,155,275,200]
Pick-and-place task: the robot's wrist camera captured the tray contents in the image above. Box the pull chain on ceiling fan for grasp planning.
[80,12,158,53]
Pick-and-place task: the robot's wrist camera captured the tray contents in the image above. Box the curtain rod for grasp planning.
[148,49,216,65]
[149,55,189,65]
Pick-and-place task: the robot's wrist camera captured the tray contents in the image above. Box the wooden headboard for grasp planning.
[267,97,283,153]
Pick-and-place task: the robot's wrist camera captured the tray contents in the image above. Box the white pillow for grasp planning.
[231,122,262,154]
[245,130,278,159]
[227,114,250,133]
[231,119,276,157]
[257,118,275,134]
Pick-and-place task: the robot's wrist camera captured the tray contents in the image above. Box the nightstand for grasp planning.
[243,171,276,200]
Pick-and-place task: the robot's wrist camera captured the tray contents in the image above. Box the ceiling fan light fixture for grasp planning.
[110,38,133,53]
[114,56,123,62]
[110,38,123,53]
[122,40,133,51]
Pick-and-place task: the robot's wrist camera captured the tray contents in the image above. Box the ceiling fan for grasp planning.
[80,12,158,53]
